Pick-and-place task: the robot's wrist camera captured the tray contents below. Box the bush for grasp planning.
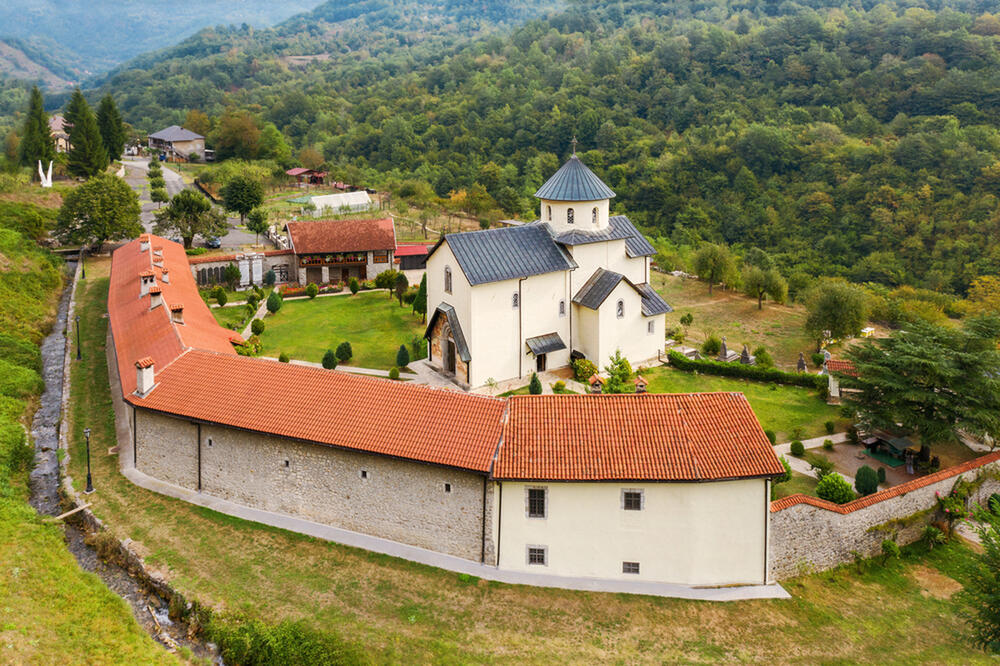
[918,444,931,463]
[679,312,693,327]
[264,269,276,286]
[808,453,836,479]
[266,292,282,313]
[250,318,265,336]
[348,277,359,295]
[855,465,879,496]
[775,456,792,484]
[825,420,836,434]
[753,346,774,368]
[206,613,361,666]
[701,335,722,356]
[811,352,826,368]
[881,539,901,562]
[215,288,228,307]
[185,247,208,256]
[764,430,776,444]
[816,473,855,504]
[402,286,418,305]
[278,352,290,363]
[922,524,946,550]
[989,493,1000,515]
[335,341,352,362]
[877,467,887,483]
[553,380,566,392]
[306,283,319,299]
[667,351,826,389]
[847,424,860,445]
[395,344,410,368]
[573,358,598,382]
[930,455,940,472]
[790,440,805,456]
[823,439,834,451]
[528,372,542,395]
[374,269,401,291]
[388,366,400,380]
[246,293,259,309]
[322,349,337,369]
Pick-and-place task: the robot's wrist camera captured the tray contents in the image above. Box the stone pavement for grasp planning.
[774,433,855,486]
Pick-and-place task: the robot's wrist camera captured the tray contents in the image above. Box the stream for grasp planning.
[27,263,218,662]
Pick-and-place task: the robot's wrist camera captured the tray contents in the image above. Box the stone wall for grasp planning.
[134,408,491,562]
[770,453,1000,579]
[427,315,469,385]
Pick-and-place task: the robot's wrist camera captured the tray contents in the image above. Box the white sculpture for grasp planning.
[37,160,53,188]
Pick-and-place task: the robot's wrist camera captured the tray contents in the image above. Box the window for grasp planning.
[360,469,369,480]
[623,561,640,575]
[372,251,389,264]
[558,299,566,317]
[284,459,290,468]
[512,292,519,309]
[207,438,213,447]
[592,207,598,225]
[528,546,547,566]
[567,207,574,224]
[444,266,452,294]
[623,489,643,511]
[616,299,624,319]
[527,487,546,518]
[647,321,655,334]
[444,483,452,493]
[546,205,552,221]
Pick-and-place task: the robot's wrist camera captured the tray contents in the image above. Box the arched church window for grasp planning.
[444,266,452,294]
[592,207,598,225]
[616,299,624,319]
[567,208,575,224]
[512,292,519,309]
[547,205,552,221]
[559,299,566,317]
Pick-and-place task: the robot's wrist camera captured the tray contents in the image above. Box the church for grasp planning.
[424,153,671,388]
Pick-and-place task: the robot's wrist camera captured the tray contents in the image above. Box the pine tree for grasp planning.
[412,273,427,322]
[96,94,126,161]
[528,372,542,395]
[396,344,410,368]
[66,91,108,179]
[18,86,55,170]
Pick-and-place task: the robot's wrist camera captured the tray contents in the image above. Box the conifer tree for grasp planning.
[66,90,108,178]
[96,94,126,161]
[412,273,427,322]
[18,86,55,170]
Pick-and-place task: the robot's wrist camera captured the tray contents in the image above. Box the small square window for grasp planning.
[528,546,547,566]
[284,459,289,468]
[360,469,369,480]
[527,487,546,518]
[207,438,213,447]
[623,561,640,574]
[444,483,452,493]
[559,300,566,317]
[623,490,643,511]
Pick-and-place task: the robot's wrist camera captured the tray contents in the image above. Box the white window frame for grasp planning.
[622,561,640,574]
[527,545,548,566]
[616,299,624,319]
[621,488,644,511]
[567,207,574,224]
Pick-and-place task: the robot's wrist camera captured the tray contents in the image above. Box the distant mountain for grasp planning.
[0,0,324,88]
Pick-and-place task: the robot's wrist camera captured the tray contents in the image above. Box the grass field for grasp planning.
[258,291,426,369]
[773,471,820,499]
[642,366,844,441]
[61,260,995,663]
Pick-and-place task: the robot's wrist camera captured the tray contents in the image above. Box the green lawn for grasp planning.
[773,471,820,499]
[643,366,844,441]
[259,291,426,369]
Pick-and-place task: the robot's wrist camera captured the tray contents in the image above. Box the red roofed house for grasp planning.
[286,218,396,284]
[286,167,327,186]
[824,358,858,402]
[107,234,785,589]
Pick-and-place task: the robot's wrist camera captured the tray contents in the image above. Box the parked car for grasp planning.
[205,237,222,248]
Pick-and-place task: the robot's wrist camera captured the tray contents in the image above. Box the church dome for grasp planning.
[534,155,616,202]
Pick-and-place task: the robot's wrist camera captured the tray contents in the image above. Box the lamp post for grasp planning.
[74,315,81,361]
[80,247,86,279]
[83,427,94,494]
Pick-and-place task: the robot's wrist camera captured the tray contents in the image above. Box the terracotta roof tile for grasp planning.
[826,359,858,377]
[188,249,293,265]
[286,218,395,254]
[136,357,154,368]
[494,393,785,481]
[169,303,184,311]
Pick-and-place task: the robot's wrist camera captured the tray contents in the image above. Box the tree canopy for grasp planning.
[221,175,264,222]
[805,280,868,347]
[56,173,141,247]
[152,189,228,249]
[65,89,109,179]
[96,94,126,161]
[17,86,54,170]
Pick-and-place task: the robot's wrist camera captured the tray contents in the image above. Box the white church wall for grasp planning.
[567,240,644,289]
[573,304,601,363]
[540,199,610,234]
[595,281,646,364]
[426,242,473,364]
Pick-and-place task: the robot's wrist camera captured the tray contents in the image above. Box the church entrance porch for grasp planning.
[444,339,457,374]
[535,354,546,372]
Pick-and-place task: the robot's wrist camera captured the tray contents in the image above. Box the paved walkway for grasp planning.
[240,300,270,339]
[774,433,855,486]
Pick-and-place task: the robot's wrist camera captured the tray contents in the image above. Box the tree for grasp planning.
[855,465,879,496]
[528,372,542,394]
[56,174,141,248]
[264,269,276,286]
[843,315,1000,447]
[298,146,324,170]
[150,187,168,207]
[322,349,338,369]
[816,473,854,504]
[246,208,268,246]
[65,90,109,179]
[153,189,228,249]
[968,276,1000,315]
[266,292,282,313]
[18,86,54,170]
[375,269,400,296]
[184,109,212,137]
[96,94,126,161]
[335,341,353,362]
[742,266,787,310]
[396,344,410,368]
[223,263,241,289]
[693,243,737,295]
[212,108,260,160]
[774,456,792,485]
[221,175,264,223]
[258,122,291,162]
[412,273,427,323]
[394,273,409,306]
[804,280,868,349]
[349,277,359,295]
[957,507,1000,652]
[602,350,634,394]
[306,283,318,298]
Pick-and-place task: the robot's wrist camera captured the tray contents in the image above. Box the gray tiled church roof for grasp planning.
[573,268,626,310]
[635,283,674,316]
[554,215,655,257]
[440,223,576,286]
[534,155,616,202]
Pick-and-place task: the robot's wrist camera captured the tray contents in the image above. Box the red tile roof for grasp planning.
[771,450,1000,514]
[188,249,293,265]
[494,393,785,481]
[130,350,506,472]
[394,244,431,257]
[286,218,395,254]
[136,357,154,369]
[826,359,858,377]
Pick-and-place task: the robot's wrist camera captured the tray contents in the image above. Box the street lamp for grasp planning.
[74,315,81,361]
[83,427,94,494]
[80,247,86,279]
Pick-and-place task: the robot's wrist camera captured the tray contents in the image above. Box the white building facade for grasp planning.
[425,155,671,387]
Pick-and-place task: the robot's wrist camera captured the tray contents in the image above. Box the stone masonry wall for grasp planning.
[135,409,490,562]
[427,315,469,385]
[770,456,1000,579]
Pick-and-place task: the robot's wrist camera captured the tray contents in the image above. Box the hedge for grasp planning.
[667,350,826,389]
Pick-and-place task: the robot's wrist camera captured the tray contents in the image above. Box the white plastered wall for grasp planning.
[425,241,472,361]
[568,240,646,287]
[540,199,609,233]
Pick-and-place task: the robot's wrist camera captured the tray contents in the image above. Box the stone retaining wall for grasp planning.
[769,453,1000,579]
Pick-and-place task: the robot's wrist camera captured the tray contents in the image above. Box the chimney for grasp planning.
[161,269,170,284]
[153,245,163,257]
[139,270,155,297]
[139,236,150,252]
[135,357,155,396]
[170,303,184,325]
[149,285,162,309]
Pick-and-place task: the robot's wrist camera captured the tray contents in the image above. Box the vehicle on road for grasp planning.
[205,237,222,248]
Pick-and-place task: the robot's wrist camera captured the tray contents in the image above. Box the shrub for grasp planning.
[402,286,418,305]
[206,613,361,666]
[322,349,337,369]
[775,456,792,485]
[306,283,319,299]
[823,439,834,451]
[388,367,400,380]
[185,247,207,256]
[808,453,836,479]
[246,293,259,309]
[922,524,946,550]
[881,539,901,562]
[264,269,276,286]
[930,455,940,471]
[335,341,352,362]
[753,347,774,368]
[667,351,826,389]
[764,430,776,444]
[816,473,855,504]
[790,441,805,456]
[266,292,281,313]
[811,352,825,367]
[701,335,722,356]
[572,358,598,383]
[348,277,359,295]
[553,380,566,392]
[679,312,693,327]
[528,372,542,395]
[278,352,290,363]
[395,344,410,368]
[918,444,931,463]
[855,465,879,496]
[215,289,228,307]
[250,318,265,336]
[825,420,835,434]
[374,269,400,291]
[989,493,1000,515]
[877,467,886,483]
[847,424,860,445]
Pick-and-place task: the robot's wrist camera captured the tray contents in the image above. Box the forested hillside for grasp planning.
[89,0,1000,293]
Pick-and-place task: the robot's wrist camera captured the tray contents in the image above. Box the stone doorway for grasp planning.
[536,354,546,372]
[445,339,457,374]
